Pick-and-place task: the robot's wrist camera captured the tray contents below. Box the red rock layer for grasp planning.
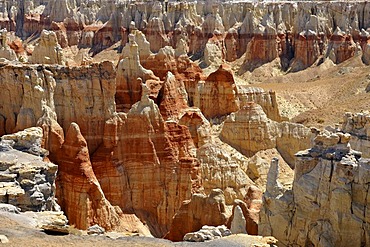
[91,96,201,237]
[55,122,123,230]
[196,64,239,119]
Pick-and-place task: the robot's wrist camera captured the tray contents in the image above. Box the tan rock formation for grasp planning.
[197,141,253,205]
[178,108,211,148]
[0,127,58,211]
[116,34,160,112]
[0,29,17,61]
[92,88,201,237]
[225,28,239,62]
[158,71,188,121]
[165,189,230,241]
[290,31,322,72]
[236,86,283,122]
[220,103,313,167]
[195,65,283,121]
[327,27,357,64]
[342,111,370,158]
[227,186,262,236]
[260,131,370,247]
[203,32,225,67]
[30,30,65,65]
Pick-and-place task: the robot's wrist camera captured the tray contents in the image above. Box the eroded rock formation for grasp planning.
[0,127,58,211]
[165,189,229,241]
[220,102,313,166]
[260,130,370,247]
[342,111,370,158]
[30,30,65,65]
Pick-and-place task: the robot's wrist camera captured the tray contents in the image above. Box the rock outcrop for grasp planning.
[194,64,239,120]
[183,225,231,242]
[30,30,65,65]
[0,127,58,212]
[342,111,370,158]
[0,1,369,71]
[165,189,230,241]
[55,122,124,231]
[260,130,370,247]
[220,103,313,166]
[93,86,201,237]
[116,34,160,112]
[194,65,283,121]
[0,29,17,61]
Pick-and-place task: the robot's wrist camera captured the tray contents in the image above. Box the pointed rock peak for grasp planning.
[333,26,344,36]
[128,33,137,46]
[140,80,150,103]
[360,28,369,38]
[64,122,87,148]
[266,157,283,198]
[129,21,137,32]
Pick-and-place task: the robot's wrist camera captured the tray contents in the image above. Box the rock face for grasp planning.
[55,122,124,231]
[227,186,262,236]
[220,103,313,166]
[165,189,230,242]
[96,89,201,237]
[195,64,239,119]
[260,130,370,247]
[0,127,58,212]
[194,65,283,121]
[0,29,17,61]
[342,112,370,158]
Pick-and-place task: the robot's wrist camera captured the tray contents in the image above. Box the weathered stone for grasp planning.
[165,189,230,241]
[183,225,231,242]
[29,30,65,65]
[87,224,105,235]
[260,131,370,247]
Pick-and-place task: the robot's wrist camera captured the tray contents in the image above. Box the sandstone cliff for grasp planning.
[260,130,370,247]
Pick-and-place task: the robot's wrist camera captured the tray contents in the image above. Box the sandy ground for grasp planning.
[232,56,370,128]
[0,212,274,247]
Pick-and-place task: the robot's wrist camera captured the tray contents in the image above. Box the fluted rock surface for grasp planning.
[260,131,370,247]
[194,64,238,119]
[195,64,283,121]
[55,122,123,231]
[92,89,201,237]
[0,1,369,71]
[116,33,160,112]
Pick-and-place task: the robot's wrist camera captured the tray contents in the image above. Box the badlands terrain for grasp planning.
[0,0,369,246]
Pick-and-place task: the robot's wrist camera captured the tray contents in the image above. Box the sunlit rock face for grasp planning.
[260,131,370,247]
